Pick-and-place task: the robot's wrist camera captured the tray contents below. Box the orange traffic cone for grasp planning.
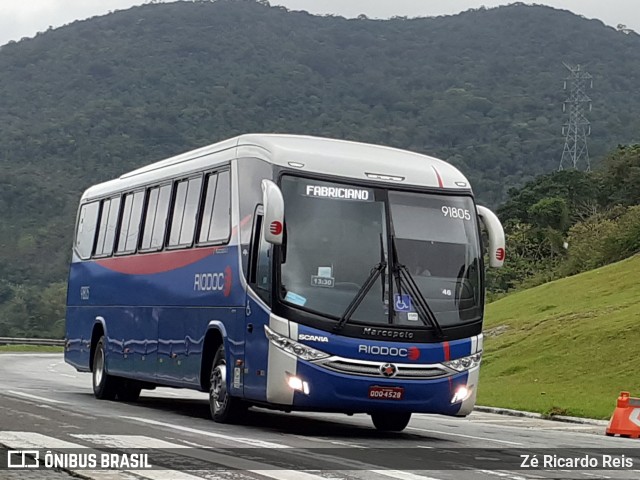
[606,391,640,438]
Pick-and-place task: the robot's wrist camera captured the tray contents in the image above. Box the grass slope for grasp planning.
[0,345,63,353]
[478,255,640,419]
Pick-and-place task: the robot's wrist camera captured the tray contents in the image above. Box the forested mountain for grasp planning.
[1,0,639,336]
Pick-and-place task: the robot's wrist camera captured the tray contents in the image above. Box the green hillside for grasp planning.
[479,255,640,419]
[2,0,640,335]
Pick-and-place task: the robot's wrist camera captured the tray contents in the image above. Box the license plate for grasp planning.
[368,386,404,400]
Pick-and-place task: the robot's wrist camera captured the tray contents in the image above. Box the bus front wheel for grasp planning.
[371,412,412,432]
[209,345,245,423]
[92,336,119,400]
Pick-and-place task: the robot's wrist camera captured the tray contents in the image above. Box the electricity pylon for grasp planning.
[560,63,592,171]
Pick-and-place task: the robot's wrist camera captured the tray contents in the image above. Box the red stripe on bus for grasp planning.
[431,166,444,188]
[94,214,253,275]
[96,246,220,275]
[443,341,451,361]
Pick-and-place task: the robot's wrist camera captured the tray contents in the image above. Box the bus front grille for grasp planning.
[316,357,452,379]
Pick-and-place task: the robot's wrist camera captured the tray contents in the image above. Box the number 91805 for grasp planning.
[441,206,471,220]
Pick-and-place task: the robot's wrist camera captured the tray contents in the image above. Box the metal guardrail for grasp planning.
[0,337,65,347]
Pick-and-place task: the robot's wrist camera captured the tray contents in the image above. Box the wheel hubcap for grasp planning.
[94,348,104,387]
[211,364,227,413]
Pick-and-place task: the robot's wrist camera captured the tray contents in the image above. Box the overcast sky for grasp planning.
[0,0,637,47]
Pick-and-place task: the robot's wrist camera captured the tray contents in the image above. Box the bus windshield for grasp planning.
[279,175,482,328]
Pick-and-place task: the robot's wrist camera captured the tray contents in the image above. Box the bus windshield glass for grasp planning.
[388,191,482,326]
[279,176,482,328]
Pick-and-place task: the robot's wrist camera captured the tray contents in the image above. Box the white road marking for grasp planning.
[46,360,78,378]
[0,431,123,480]
[369,470,443,480]
[73,435,214,480]
[0,406,50,422]
[85,429,443,478]
[249,471,330,480]
[476,470,532,480]
[0,431,88,449]
[7,390,65,404]
[293,435,365,448]
[34,402,96,420]
[406,426,524,446]
[170,438,211,449]
[0,432,208,480]
[119,415,290,448]
[74,434,328,480]
[114,420,440,476]
[72,434,189,449]
[0,353,60,357]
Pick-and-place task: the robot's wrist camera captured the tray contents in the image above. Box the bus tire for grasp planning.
[209,345,245,423]
[371,412,412,432]
[117,380,142,402]
[92,336,119,400]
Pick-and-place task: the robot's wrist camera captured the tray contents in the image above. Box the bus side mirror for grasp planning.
[477,205,505,268]
[262,179,285,245]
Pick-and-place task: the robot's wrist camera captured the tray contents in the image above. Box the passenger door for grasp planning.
[242,211,273,401]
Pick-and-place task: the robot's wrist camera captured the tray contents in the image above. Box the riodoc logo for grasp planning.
[407,346,420,361]
[194,266,233,297]
[223,266,232,297]
[358,345,421,361]
[270,221,283,235]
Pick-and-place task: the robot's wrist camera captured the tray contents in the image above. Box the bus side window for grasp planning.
[256,231,272,299]
[116,191,144,254]
[168,176,203,248]
[94,196,121,257]
[198,170,231,245]
[140,184,171,251]
[249,213,272,305]
[75,201,100,260]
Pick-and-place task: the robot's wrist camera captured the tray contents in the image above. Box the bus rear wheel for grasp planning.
[371,412,412,432]
[92,336,119,400]
[209,345,245,423]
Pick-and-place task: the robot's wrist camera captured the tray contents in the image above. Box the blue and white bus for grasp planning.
[65,134,505,432]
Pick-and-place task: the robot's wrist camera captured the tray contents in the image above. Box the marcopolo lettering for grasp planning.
[362,327,415,339]
[359,345,408,357]
[305,185,370,201]
[194,272,225,291]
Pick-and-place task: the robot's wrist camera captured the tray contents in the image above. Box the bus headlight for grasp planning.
[286,373,310,395]
[451,386,472,403]
[443,352,482,372]
[264,326,329,361]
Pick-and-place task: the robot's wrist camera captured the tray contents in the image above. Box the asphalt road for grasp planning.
[0,353,638,480]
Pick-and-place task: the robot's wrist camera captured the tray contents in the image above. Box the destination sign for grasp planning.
[304,185,372,201]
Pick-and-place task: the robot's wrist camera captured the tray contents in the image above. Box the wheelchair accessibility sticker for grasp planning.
[394,294,413,312]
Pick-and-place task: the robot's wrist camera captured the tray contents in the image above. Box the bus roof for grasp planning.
[81,134,471,201]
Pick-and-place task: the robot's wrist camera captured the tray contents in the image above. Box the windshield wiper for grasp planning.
[390,235,444,338]
[333,261,386,332]
[379,233,387,303]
